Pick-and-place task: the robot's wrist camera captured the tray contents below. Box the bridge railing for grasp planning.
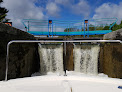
[22,18,117,37]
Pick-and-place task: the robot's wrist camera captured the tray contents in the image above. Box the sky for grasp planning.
[1,0,122,30]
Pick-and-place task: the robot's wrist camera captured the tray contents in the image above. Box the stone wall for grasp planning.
[103,28,122,40]
[99,29,122,78]
[0,23,40,81]
[99,43,122,78]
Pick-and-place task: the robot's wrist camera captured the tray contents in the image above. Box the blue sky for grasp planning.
[34,0,122,20]
[2,0,122,29]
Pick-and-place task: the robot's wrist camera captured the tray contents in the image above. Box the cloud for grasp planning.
[55,0,90,17]
[1,0,91,30]
[55,0,71,6]
[71,0,90,17]
[2,0,45,30]
[46,2,60,17]
[93,2,122,23]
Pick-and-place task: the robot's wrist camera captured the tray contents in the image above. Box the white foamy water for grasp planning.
[38,43,64,75]
[73,44,100,75]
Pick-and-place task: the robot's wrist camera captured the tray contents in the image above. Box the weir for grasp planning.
[38,43,64,75]
[74,44,100,75]
[38,43,100,75]
[5,40,122,81]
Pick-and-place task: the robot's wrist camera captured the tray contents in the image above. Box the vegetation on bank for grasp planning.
[0,0,9,22]
[112,21,122,31]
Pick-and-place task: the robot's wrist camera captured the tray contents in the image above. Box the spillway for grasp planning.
[38,43,64,75]
[73,44,100,75]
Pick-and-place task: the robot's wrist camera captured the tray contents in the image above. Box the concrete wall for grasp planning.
[0,23,40,81]
[99,43,122,78]
[63,42,74,71]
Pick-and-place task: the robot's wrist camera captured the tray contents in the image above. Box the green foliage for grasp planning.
[112,23,121,31]
[103,26,109,30]
[111,23,119,31]
[89,24,95,31]
[96,26,104,30]
[119,20,122,28]
[110,20,122,31]
[64,28,79,32]
[89,34,103,37]
[0,0,9,22]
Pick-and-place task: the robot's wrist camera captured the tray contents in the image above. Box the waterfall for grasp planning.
[73,44,100,75]
[38,43,64,75]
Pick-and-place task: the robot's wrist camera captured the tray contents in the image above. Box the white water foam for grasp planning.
[73,44,100,75]
[38,43,64,75]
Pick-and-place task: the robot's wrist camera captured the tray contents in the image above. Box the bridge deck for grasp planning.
[28,30,112,36]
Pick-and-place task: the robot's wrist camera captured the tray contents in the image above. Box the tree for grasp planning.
[0,0,9,22]
[111,23,120,31]
[64,28,78,32]
[89,24,95,31]
[119,20,122,28]
[103,26,109,30]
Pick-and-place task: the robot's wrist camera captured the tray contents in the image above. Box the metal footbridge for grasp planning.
[22,18,117,37]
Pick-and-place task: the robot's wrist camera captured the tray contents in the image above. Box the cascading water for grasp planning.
[73,44,100,75]
[38,43,64,75]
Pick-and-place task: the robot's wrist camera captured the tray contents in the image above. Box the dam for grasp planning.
[0,18,121,83]
[5,40,122,81]
[20,18,119,76]
[38,42,100,75]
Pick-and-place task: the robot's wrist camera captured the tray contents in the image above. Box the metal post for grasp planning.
[95,21,96,31]
[69,24,70,36]
[54,23,56,35]
[5,43,10,81]
[64,42,67,76]
[48,20,49,37]
[25,27,27,32]
[87,21,89,37]
[67,26,68,36]
[52,20,53,38]
[28,21,29,32]
[81,22,82,33]
[50,24,51,35]
[84,21,85,38]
